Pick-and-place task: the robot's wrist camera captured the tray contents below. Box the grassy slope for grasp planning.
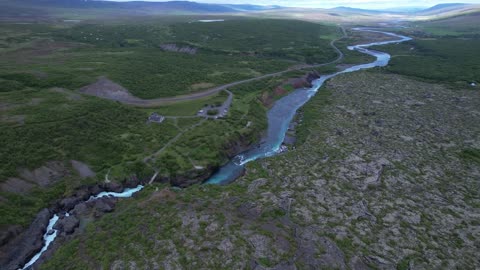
[370,14,480,85]
[417,12,480,36]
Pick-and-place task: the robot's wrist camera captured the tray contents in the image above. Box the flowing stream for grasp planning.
[20,185,144,270]
[206,28,411,184]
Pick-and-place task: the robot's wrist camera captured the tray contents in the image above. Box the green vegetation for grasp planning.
[0,18,340,99]
[153,77,279,176]
[43,71,480,269]
[374,38,480,84]
[0,89,175,180]
[336,39,375,65]
[460,148,480,164]
[206,109,219,116]
[413,12,480,37]
[2,5,477,270]
[295,87,332,145]
[143,91,227,116]
[0,17,344,229]
[170,19,340,64]
[0,181,67,227]
[371,13,480,85]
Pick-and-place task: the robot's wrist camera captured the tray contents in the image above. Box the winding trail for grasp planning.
[82,27,348,107]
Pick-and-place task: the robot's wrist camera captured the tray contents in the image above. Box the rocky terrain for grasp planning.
[0,179,144,270]
[160,44,198,55]
[41,71,480,269]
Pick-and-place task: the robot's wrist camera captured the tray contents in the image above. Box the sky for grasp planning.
[106,0,480,9]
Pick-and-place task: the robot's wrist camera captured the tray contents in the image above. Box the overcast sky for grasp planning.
[106,0,480,9]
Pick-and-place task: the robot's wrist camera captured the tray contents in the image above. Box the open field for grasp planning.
[370,14,480,86]
[0,19,341,99]
[413,12,480,36]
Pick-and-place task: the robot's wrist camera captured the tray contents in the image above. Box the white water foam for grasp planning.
[20,185,144,269]
[20,215,59,270]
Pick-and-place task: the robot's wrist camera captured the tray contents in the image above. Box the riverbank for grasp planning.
[205,28,411,185]
[0,179,145,270]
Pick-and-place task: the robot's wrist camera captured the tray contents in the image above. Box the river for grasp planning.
[19,185,144,270]
[19,28,411,269]
[206,28,412,184]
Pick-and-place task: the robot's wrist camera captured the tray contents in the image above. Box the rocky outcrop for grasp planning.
[305,70,321,85]
[71,160,96,179]
[0,161,70,195]
[0,177,144,269]
[92,197,116,216]
[104,181,123,193]
[168,165,216,187]
[0,208,51,270]
[53,215,79,235]
[223,134,256,159]
[0,225,22,247]
[295,227,347,269]
[260,70,321,107]
[159,44,197,55]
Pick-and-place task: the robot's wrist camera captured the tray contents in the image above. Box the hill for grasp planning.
[417,3,469,14]
[414,2,480,18]
[0,0,281,17]
[330,6,387,14]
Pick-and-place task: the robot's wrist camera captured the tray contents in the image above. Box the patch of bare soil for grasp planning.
[1,114,25,125]
[18,161,69,187]
[78,76,143,103]
[70,160,95,179]
[28,98,43,106]
[0,102,17,112]
[0,178,35,194]
[160,44,197,55]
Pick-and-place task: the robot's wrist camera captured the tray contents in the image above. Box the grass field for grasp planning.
[0,18,341,98]
[369,14,480,85]
[372,37,480,85]
[413,12,480,37]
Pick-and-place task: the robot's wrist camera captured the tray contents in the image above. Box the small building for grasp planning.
[470,82,476,87]
[147,112,165,123]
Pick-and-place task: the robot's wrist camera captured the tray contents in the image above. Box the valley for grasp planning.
[0,1,479,269]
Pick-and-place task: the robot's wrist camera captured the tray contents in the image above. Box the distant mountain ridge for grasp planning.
[9,0,282,13]
[330,6,386,14]
[2,0,479,20]
[418,3,469,13]
[414,3,480,17]
[331,3,476,15]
